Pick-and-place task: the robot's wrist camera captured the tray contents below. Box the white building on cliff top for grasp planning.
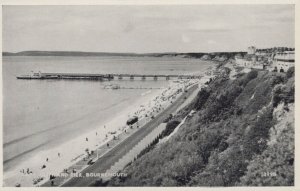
[272,51,295,72]
[235,46,294,72]
[235,54,266,69]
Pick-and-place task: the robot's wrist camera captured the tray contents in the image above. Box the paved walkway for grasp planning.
[42,85,198,187]
[103,123,167,181]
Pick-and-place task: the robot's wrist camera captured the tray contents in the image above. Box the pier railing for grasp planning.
[17,72,203,80]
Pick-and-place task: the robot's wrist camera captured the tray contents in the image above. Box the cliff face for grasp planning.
[108,67,294,186]
[3,51,247,60]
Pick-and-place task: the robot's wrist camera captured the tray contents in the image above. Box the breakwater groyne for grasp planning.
[17,72,203,81]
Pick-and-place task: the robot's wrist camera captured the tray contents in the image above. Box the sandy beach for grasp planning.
[3,66,216,187]
[3,87,160,187]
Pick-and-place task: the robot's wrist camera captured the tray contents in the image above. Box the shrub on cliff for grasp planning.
[161,120,180,137]
[271,75,285,87]
[223,67,231,75]
[238,70,258,87]
[193,88,211,111]
[239,121,294,186]
[242,106,275,158]
[189,145,248,186]
[246,70,258,81]
[273,81,294,107]
[286,66,295,79]
[201,83,243,122]
[195,128,223,164]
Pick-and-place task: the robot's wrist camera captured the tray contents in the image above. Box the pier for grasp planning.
[17,72,203,81]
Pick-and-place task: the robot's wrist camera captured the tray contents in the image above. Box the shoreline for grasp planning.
[60,81,203,186]
[3,75,212,187]
[3,63,217,187]
[3,84,165,187]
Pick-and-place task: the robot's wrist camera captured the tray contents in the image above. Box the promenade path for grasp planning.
[43,84,198,187]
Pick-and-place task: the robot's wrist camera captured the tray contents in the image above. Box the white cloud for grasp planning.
[2,5,295,53]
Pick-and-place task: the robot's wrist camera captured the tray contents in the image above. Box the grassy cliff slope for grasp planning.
[108,67,295,186]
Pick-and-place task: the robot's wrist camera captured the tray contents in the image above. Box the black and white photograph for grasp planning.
[1,1,297,188]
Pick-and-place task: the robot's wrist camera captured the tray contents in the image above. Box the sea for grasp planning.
[2,56,212,172]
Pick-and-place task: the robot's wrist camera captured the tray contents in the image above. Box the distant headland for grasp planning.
[2,50,247,61]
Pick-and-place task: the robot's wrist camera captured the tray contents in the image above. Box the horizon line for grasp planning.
[3,50,250,54]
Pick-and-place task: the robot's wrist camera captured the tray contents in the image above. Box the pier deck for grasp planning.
[17,72,203,80]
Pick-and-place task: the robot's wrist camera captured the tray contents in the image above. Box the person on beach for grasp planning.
[46,158,49,162]
[86,137,88,141]
[58,153,60,157]
[51,180,54,186]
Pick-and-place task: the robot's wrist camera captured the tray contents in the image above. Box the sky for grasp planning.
[2,5,295,53]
